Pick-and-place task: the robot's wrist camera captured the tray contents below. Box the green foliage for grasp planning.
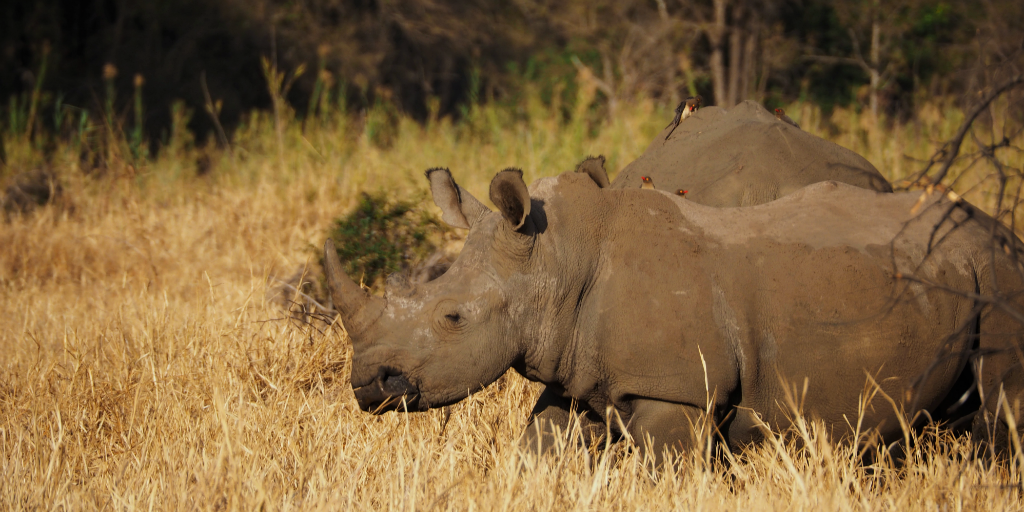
[325,192,447,291]
[364,96,400,149]
[502,47,591,123]
[3,0,1016,145]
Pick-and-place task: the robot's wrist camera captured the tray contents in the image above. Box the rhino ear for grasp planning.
[489,168,531,230]
[426,167,490,229]
[575,155,610,188]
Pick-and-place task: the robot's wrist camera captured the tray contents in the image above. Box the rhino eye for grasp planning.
[444,312,462,324]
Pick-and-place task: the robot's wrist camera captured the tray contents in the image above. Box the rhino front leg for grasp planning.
[519,387,607,455]
[627,399,708,463]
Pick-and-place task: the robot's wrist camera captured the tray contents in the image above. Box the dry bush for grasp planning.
[2,96,1024,510]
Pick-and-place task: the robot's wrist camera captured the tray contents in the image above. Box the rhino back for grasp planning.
[571,183,995,445]
[611,101,892,206]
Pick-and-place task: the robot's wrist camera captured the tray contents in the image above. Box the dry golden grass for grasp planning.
[2,96,1023,510]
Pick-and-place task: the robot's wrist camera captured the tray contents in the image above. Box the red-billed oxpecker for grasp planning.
[665,95,703,140]
[775,108,800,129]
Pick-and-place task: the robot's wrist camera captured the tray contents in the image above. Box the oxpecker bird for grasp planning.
[675,189,688,198]
[641,176,655,190]
[665,95,703,140]
[775,108,800,129]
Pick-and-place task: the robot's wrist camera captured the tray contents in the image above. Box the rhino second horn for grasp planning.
[323,239,385,337]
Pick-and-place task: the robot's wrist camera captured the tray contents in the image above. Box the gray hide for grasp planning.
[527,100,897,451]
[326,168,1024,461]
[612,101,893,204]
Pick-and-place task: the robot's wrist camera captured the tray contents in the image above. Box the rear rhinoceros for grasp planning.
[612,101,893,204]
[325,166,1024,458]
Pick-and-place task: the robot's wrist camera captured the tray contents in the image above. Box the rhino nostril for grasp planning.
[353,365,424,412]
[381,373,417,396]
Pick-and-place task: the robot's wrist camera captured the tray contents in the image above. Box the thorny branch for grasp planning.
[887,66,1024,423]
[904,74,1024,187]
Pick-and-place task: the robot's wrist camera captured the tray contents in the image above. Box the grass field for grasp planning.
[2,94,1023,510]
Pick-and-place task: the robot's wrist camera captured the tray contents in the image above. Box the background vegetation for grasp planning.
[3,0,1022,142]
[2,0,1024,509]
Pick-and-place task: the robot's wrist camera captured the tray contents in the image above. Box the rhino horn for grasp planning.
[323,239,384,337]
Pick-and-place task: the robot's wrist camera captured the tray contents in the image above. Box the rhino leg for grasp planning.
[971,362,1024,458]
[969,293,1024,459]
[519,387,606,455]
[628,399,708,464]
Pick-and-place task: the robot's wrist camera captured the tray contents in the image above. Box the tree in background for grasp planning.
[0,0,1015,141]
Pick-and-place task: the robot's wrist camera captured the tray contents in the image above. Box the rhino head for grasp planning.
[325,165,608,413]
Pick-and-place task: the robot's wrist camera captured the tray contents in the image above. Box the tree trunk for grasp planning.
[709,0,728,107]
[728,28,743,106]
[655,0,676,106]
[742,24,758,102]
[601,49,618,118]
[727,2,745,107]
[757,55,770,102]
[869,19,880,118]
[667,53,678,107]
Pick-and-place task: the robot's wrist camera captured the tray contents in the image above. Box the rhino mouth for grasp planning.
[352,367,424,413]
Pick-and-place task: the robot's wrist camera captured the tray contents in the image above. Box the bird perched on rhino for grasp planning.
[676,189,688,198]
[775,108,800,129]
[641,176,656,190]
[665,95,703,140]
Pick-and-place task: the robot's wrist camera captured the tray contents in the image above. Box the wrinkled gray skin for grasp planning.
[613,101,893,203]
[326,165,1024,460]
[531,101,896,453]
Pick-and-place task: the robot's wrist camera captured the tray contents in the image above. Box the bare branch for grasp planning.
[571,55,616,97]
[803,54,869,73]
[200,71,232,158]
[803,47,880,80]
[847,28,872,75]
[910,74,1024,186]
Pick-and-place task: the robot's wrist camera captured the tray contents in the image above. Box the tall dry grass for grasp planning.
[1,92,1023,510]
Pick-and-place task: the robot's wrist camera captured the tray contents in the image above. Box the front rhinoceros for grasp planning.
[325,166,1024,458]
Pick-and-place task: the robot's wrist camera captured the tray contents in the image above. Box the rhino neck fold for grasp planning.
[513,247,600,398]
[514,180,609,398]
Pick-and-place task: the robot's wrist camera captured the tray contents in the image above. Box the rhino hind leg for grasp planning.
[970,363,1024,459]
[519,387,608,456]
[970,303,1024,459]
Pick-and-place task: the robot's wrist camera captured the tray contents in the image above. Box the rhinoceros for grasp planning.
[325,165,1024,458]
[612,101,893,204]
[532,100,898,447]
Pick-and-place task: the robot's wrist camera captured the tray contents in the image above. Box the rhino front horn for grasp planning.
[323,239,384,338]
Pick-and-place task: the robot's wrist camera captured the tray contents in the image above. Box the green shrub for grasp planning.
[324,191,447,292]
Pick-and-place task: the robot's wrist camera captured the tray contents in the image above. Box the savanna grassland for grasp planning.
[2,91,1024,510]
